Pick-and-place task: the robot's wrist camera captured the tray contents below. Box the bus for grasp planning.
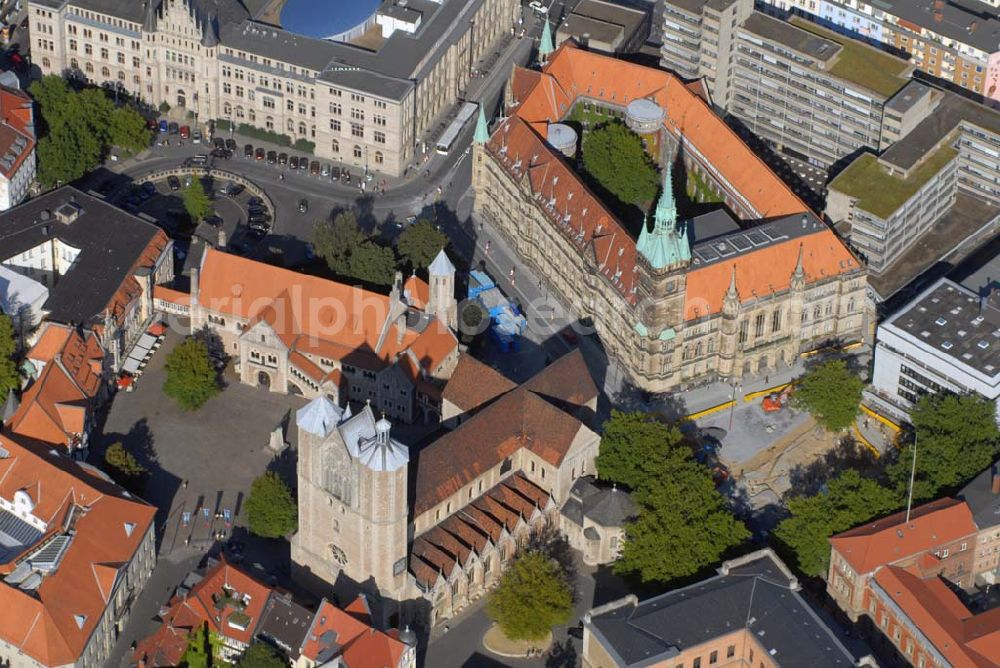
[435,101,478,155]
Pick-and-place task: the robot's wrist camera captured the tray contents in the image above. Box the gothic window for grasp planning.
[738,320,749,345]
[754,313,765,338]
[813,305,821,320]
[328,544,348,566]
[847,298,855,313]
[771,308,782,333]
[707,338,715,354]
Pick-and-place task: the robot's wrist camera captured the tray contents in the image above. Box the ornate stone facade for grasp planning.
[29,0,518,176]
[473,44,866,394]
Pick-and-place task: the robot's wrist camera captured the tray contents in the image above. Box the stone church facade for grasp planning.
[472,44,866,394]
[291,350,603,628]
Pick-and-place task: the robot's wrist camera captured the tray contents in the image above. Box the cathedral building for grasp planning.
[184,247,459,423]
[291,350,602,628]
[472,43,867,394]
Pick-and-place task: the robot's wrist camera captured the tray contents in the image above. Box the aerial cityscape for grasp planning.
[0,0,999,666]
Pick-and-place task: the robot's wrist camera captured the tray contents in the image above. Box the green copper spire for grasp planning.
[539,18,554,60]
[474,105,489,144]
[639,166,691,270]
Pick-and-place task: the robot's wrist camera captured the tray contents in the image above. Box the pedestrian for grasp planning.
[485,240,491,254]
[764,375,769,385]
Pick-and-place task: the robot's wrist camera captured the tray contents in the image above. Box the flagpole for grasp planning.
[905,434,917,523]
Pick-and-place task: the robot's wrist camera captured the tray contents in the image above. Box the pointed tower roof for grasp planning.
[428,249,455,276]
[539,18,554,60]
[296,395,344,437]
[639,167,691,270]
[474,105,490,144]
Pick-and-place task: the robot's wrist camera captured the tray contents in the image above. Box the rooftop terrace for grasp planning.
[830,143,958,218]
[789,16,910,98]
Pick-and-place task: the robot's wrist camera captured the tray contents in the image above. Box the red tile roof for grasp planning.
[829,498,977,574]
[490,43,859,316]
[6,325,104,448]
[874,566,1000,667]
[0,434,156,668]
[403,274,429,310]
[299,597,407,668]
[197,249,457,382]
[441,355,516,413]
[0,85,35,179]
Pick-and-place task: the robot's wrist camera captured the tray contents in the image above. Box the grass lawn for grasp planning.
[567,104,614,129]
[830,143,957,218]
[789,17,909,97]
[687,170,723,204]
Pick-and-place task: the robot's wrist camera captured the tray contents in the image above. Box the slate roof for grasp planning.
[958,462,1000,531]
[561,476,636,528]
[0,187,168,329]
[586,550,857,667]
[255,593,312,660]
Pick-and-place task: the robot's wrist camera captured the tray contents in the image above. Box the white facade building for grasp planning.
[870,277,1000,422]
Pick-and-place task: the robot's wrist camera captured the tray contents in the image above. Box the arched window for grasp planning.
[286,119,293,132]
[85,62,94,73]
[248,109,256,122]
[223,102,231,115]
[310,124,316,138]
[265,116,274,130]
[101,66,110,78]
[353,145,362,159]
[70,58,78,70]
[118,71,125,81]
[374,151,384,165]
[235,105,245,118]
[298,122,306,135]
[331,139,339,153]
[42,57,50,68]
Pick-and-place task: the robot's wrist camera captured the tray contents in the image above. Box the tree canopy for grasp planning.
[163,337,220,410]
[236,642,285,668]
[581,121,659,207]
[179,623,211,668]
[348,241,396,287]
[888,393,1000,501]
[792,360,864,432]
[0,314,18,398]
[313,211,365,276]
[396,219,447,270]
[30,76,150,186]
[486,551,573,641]
[773,470,901,577]
[246,471,298,539]
[104,442,147,491]
[595,410,686,492]
[614,458,749,584]
[182,178,213,222]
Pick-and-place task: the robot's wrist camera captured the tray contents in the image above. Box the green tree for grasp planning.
[0,314,18,398]
[396,219,447,270]
[163,337,220,410]
[246,471,297,539]
[349,241,396,287]
[36,120,103,186]
[486,551,573,641]
[159,100,171,113]
[104,442,148,479]
[888,393,1000,501]
[108,107,152,155]
[179,623,210,668]
[313,211,364,275]
[595,410,685,492]
[615,459,749,584]
[792,360,863,432]
[236,642,285,668]
[581,120,659,206]
[182,179,213,223]
[773,470,901,577]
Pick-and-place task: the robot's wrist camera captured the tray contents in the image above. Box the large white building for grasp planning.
[869,277,1000,422]
[29,0,518,177]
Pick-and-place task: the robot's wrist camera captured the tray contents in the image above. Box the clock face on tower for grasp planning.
[329,544,348,566]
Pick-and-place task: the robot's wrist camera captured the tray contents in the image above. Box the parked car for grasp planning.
[298,198,309,213]
[97,179,117,196]
[141,181,157,198]
[254,147,265,160]
[179,125,190,139]
[248,219,270,233]
[528,0,547,14]
[247,225,268,240]
[218,182,244,197]
[248,196,262,208]
[211,148,232,159]
[192,130,202,144]
[167,175,181,191]
[168,122,179,135]
[213,137,225,149]
[278,152,288,166]
[158,119,168,133]
[309,160,320,175]
[330,166,340,181]
[190,154,209,165]
[203,215,223,227]
[289,156,299,170]
[266,150,277,164]
[297,157,308,171]
[225,139,237,151]
[320,163,330,176]
[243,143,254,158]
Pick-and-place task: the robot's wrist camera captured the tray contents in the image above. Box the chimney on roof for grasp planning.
[934,10,943,22]
[992,467,1000,495]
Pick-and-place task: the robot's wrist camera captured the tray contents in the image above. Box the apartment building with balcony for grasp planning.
[758,0,1000,105]
[28,0,518,177]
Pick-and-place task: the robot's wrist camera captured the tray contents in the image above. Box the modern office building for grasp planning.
[758,0,1000,105]
[555,0,651,56]
[28,0,519,177]
[826,83,1000,298]
[868,278,1000,422]
[660,0,912,169]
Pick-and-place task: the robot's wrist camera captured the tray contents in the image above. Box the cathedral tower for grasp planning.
[427,249,457,331]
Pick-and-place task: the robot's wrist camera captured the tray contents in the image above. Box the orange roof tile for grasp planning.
[152,284,191,307]
[441,355,516,413]
[403,274,429,310]
[197,249,457,379]
[829,498,977,574]
[0,434,155,668]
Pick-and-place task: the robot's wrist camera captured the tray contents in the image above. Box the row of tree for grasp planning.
[311,212,447,287]
[30,75,151,186]
[775,391,1000,576]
